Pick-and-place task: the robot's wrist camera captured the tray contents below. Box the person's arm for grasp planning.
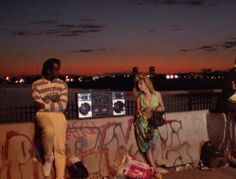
[135,97,148,140]
[136,97,142,116]
[32,81,68,112]
[32,83,46,111]
[155,92,165,112]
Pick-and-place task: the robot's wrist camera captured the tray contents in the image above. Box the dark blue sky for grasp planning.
[0,0,236,76]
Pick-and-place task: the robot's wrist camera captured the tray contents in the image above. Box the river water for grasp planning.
[0,85,79,108]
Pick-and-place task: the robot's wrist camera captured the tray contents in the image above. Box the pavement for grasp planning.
[162,166,236,179]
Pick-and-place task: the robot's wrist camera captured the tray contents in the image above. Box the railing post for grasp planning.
[188,95,192,111]
[25,104,28,122]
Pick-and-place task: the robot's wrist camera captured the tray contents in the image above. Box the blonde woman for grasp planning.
[133,74,166,177]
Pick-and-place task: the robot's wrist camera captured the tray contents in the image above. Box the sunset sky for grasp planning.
[0,0,236,76]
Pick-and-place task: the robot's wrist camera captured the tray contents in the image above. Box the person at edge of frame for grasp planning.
[225,72,236,167]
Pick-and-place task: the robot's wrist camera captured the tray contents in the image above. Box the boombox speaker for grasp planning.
[112,91,126,116]
[77,92,92,118]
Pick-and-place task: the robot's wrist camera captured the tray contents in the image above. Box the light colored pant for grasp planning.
[36,112,67,178]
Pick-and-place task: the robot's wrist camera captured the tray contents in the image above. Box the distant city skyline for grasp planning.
[1,0,236,76]
[0,65,232,78]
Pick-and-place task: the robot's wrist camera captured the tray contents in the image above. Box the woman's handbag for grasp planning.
[148,111,166,128]
[66,156,89,179]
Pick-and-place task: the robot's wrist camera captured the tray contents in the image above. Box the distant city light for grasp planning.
[65,75,74,82]
[78,77,83,82]
[92,76,99,81]
[5,76,10,81]
[166,74,178,79]
[19,78,25,83]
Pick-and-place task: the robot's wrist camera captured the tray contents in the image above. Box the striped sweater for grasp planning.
[32,78,68,112]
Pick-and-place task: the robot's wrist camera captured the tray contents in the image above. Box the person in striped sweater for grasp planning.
[32,58,68,179]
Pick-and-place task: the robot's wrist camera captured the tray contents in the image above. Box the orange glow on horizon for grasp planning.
[0,55,233,77]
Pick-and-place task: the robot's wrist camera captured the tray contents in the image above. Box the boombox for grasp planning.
[76,90,126,119]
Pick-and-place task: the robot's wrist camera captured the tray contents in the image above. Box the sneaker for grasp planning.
[156,167,169,174]
[43,156,54,177]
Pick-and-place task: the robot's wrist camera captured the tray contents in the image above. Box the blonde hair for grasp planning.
[133,73,155,99]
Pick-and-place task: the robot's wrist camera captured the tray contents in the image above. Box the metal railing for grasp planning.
[162,93,219,112]
[0,90,221,123]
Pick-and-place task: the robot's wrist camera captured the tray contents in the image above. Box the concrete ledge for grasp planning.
[0,111,213,178]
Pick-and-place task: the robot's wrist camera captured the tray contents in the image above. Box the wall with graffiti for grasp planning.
[0,110,211,179]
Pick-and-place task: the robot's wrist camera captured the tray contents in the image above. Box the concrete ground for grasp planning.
[162,166,236,179]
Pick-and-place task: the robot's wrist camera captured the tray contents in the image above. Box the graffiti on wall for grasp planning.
[0,112,208,179]
[65,118,138,177]
[0,130,39,179]
[0,117,138,179]
[157,119,193,166]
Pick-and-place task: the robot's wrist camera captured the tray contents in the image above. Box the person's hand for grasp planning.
[142,107,152,118]
[154,106,163,112]
[50,94,60,102]
[143,107,152,113]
